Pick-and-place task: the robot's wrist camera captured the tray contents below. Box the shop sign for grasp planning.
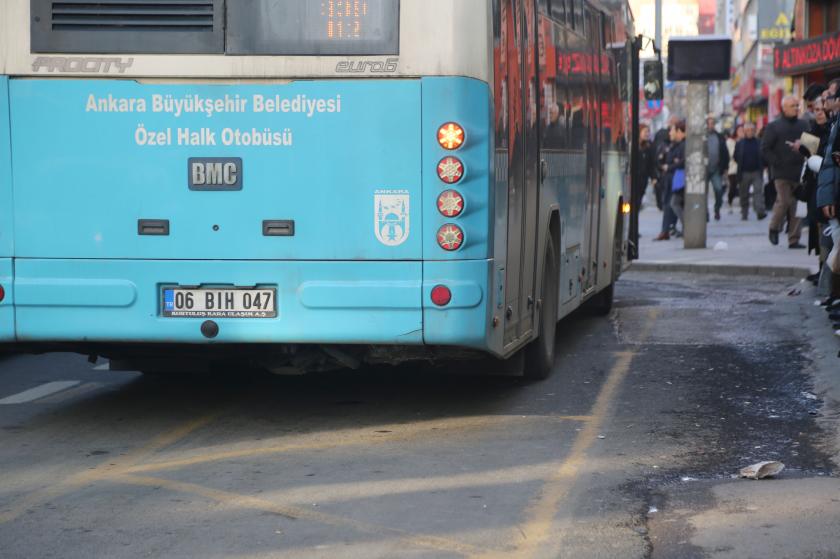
[759,1,791,43]
[774,30,840,76]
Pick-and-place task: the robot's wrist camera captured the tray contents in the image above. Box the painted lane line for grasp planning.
[0,381,81,405]
[123,414,590,475]
[38,382,104,404]
[0,411,220,524]
[116,474,493,557]
[473,307,661,559]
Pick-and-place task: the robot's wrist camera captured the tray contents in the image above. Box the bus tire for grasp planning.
[524,235,559,380]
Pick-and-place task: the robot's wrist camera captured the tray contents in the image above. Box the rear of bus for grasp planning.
[0,1,503,368]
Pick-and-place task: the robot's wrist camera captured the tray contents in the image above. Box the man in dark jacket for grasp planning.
[734,122,766,220]
[706,115,731,220]
[760,95,809,248]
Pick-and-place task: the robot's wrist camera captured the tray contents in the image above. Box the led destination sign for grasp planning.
[227,0,399,56]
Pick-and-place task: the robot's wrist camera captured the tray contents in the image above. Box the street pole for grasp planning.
[628,35,642,261]
[655,0,662,55]
[654,0,663,130]
[684,82,708,249]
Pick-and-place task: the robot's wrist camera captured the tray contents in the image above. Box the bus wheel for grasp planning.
[524,236,559,380]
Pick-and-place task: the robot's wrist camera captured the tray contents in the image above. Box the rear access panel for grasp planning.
[9,79,421,261]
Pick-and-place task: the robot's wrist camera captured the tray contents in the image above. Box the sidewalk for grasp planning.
[633,199,819,277]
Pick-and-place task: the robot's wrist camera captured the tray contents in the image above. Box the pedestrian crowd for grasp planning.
[637,82,840,338]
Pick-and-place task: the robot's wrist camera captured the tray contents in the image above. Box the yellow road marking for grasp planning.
[0,411,219,524]
[124,414,591,475]
[475,308,660,558]
[240,460,565,506]
[116,474,492,557]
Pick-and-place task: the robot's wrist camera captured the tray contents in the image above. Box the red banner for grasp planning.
[774,30,840,76]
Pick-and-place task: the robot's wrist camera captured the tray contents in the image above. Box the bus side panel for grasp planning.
[420,77,496,353]
[597,149,624,288]
[0,76,11,258]
[0,77,12,341]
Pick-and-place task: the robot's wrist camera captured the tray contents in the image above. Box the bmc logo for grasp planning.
[188,158,243,191]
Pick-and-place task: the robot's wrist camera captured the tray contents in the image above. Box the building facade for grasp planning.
[730,0,794,127]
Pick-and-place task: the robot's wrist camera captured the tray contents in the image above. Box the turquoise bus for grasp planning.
[0,0,636,379]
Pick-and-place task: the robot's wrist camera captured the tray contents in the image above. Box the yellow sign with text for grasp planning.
[760,12,791,42]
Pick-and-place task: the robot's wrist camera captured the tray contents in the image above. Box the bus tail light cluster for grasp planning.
[435,122,466,254]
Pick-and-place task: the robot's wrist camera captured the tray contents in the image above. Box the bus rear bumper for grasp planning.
[10,259,492,350]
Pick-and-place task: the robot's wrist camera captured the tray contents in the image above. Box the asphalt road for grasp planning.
[0,271,837,559]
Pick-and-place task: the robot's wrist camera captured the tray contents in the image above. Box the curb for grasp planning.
[630,261,814,278]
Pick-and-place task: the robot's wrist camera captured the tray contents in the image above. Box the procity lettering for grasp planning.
[32,56,133,73]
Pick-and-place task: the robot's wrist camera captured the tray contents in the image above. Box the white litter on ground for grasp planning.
[739,461,785,480]
[713,241,729,251]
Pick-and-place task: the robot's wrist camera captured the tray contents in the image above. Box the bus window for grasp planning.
[574,0,585,33]
[549,0,566,22]
[542,23,567,150]
[227,0,400,56]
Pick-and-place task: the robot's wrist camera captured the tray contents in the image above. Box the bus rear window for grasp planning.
[227,0,400,56]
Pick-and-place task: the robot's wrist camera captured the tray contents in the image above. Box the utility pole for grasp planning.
[654,0,663,129]
[684,82,709,249]
[655,0,662,55]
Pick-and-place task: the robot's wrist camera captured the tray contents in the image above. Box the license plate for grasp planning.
[162,287,276,318]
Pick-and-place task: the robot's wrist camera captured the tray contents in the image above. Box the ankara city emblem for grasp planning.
[374,190,410,247]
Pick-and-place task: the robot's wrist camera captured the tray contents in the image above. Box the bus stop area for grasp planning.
[3,0,840,556]
[1,217,839,558]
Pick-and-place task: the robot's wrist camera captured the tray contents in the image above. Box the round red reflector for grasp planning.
[437,224,464,251]
[431,285,452,307]
[437,157,464,184]
[437,190,464,218]
[0,285,4,303]
[437,122,465,150]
